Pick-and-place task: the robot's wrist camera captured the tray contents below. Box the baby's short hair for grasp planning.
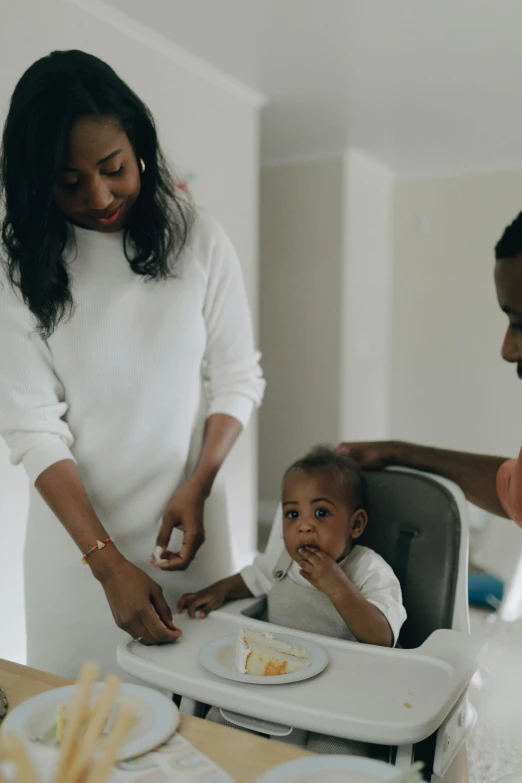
[284,445,366,511]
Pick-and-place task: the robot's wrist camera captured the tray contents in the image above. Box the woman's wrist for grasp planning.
[183,414,243,500]
[88,545,127,582]
[184,471,216,500]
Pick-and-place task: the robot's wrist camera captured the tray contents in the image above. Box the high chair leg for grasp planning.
[179,697,198,716]
[432,693,476,779]
[396,745,415,768]
[430,744,468,783]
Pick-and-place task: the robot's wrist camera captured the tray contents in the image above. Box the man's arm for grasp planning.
[339,441,509,518]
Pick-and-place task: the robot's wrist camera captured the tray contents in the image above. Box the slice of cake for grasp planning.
[234,628,311,676]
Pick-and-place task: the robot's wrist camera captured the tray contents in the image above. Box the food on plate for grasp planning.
[234,628,311,676]
[45,702,119,748]
[4,664,135,783]
[56,703,67,744]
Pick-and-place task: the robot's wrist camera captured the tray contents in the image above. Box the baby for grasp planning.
[178,446,407,755]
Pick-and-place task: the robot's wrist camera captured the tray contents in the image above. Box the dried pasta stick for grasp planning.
[66,675,120,783]
[83,704,134,783]
[51,663,98,783]
[1,733,39,783]
[0,735,7,783]
[55,704,66,746]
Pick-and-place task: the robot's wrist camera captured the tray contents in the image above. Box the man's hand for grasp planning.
[337,441,400,469]
[298,546,350,598]
[152,483,206,572]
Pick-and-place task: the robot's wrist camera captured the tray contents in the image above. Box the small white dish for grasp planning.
[199,632,328,684]
[2,682,179,761]
[252,755,399,782]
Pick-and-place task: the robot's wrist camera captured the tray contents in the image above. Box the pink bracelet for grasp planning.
[81,537,114,564]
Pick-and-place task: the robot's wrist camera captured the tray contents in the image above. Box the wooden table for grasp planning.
[0,659,470,782]
[0,658,310,782]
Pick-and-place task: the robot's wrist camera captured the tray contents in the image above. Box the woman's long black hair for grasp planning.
[0,49,194,339]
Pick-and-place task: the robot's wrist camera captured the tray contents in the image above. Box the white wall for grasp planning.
[259,158,343,507]
[259,156,522,588]
[0,441,28,663]
[392,172,522,583]
[340,150,394,440]
[0,0,262,663]
[258,152,395,511]
[391,172,522,456]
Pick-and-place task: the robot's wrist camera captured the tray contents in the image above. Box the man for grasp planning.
[339,211,522,527]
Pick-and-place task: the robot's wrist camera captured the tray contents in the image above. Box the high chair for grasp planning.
[117,469,480,782]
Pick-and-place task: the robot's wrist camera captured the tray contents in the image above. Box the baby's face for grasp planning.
[282,468,367,562]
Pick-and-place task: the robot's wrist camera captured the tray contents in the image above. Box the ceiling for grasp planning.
[104,0,522,176]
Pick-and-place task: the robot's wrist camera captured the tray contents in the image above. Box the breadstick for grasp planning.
[83,703,134,783]
[1,733,39,783]
[65,675,120,783]
[0,735,7,783]
[51,663,98,783]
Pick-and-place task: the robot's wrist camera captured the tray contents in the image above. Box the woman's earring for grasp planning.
[139,158,145,174]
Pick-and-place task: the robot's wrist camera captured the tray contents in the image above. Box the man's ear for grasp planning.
[351,509,368,539]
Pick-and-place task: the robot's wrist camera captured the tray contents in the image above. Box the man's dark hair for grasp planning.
[284,445,366,510]
[495,211,522,260]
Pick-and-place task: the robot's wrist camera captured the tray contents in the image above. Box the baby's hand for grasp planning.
[177,584,227,619]
[298,547,349,598]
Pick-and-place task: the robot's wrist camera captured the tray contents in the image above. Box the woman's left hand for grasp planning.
[151,483,206,571]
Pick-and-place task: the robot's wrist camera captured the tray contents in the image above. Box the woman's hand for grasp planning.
[96,555,182,644]
[152,483,206,572]
[337,440,402,469]
[177,583,229,618]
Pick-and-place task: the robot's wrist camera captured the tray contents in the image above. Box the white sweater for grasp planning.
[0,210,264,488]
[0,209,264,676]
[0,210,265,675]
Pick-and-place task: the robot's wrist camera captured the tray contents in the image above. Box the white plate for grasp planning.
[252,755,398,782]
[199,633,328,684]
[1,682,179,761]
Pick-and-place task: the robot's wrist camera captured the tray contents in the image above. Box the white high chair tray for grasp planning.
[117,601,479,746]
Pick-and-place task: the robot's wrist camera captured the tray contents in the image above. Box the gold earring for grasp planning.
[139,158,145,173]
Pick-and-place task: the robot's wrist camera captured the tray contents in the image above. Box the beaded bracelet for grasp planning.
[82,537,115,564]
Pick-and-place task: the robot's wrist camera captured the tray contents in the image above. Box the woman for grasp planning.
[0,50,264,678]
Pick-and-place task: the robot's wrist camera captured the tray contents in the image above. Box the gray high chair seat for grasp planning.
[117,468,477,782]
[361,470,461,649]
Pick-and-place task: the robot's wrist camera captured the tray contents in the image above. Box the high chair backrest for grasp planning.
[358,468,467,648]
